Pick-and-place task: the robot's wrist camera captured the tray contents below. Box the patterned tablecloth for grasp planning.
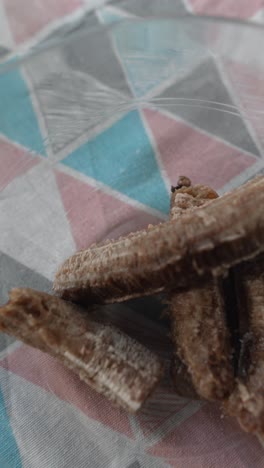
[1,1,264,467]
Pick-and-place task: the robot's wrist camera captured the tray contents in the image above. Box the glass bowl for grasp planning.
[0,15,264,467]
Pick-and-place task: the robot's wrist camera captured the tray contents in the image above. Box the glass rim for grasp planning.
[1,13,264,75]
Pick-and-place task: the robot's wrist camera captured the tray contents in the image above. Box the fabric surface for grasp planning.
[1,1,264,467]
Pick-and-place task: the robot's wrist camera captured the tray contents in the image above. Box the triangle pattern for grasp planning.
[156,59,261,157]
[27,66,127,154]
[110,19,206,97]
[3,0,82,44]
[25,14,133,154]
[147,403,263,467]
[0,65,46,155]
[0,138,40,191]
[144,108,256,190]
[223,60,264,152]
[0,387,22,468]
[44,11,133,98]
[0,346,132,438]
[0,164,75,280]
[55,170,162,251]
[0,252,51,305]
[0,368,135,468]
[61,110,170,214]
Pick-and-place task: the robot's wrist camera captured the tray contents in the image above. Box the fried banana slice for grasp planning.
[0,288,164,412]
[169,177,234,400]
[225,254,264,434]
[54,176,264,305]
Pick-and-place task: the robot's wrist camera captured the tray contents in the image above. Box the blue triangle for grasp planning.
[62,110,169,214]
[0,385,22,468]
[0,67,46,156]
[111,20,204,97]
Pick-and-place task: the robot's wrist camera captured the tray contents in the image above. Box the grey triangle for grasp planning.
[0,252,52,305]
[39,11,132,98]
[27,11,133,152]
[62,12,132,97]
[116,0,186,16]
[156,59,260,157]
[0,252,51,353]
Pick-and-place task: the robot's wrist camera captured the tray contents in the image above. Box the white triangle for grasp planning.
[1,367,168,468]
[0,1,13,50]
[0,163,75,280]
[0,368,133,468]
[251,7,264,23]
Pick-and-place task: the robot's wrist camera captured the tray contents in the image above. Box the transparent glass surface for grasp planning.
[0,15,264,467]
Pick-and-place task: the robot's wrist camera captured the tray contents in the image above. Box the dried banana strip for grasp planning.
[54,176,264,305]
[0,288,164,412]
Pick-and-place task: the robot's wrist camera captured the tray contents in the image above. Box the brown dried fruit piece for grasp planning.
[170,353,199,399]
[54,175,264,305]
[225,253,264,435]
[169,177,234,401]
[170,281,234,401]
[0,288,164,412]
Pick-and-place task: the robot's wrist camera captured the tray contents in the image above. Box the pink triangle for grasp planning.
[144,109,256,191]
[189,0,262,19]
[0,345,132,437]
[147,403,263,468]
[0,139,40,192]
[4,0,82,44]
[55,170,162,250]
